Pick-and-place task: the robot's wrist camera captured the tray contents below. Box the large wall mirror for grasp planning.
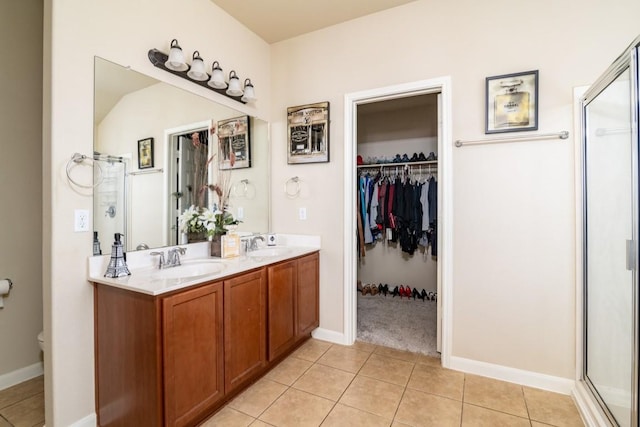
[93,57,269,254]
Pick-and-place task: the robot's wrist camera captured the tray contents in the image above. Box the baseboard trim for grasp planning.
[573,381,613,427]
[69,413,97,427]
[311,327,349,345]
[0,362,44,391]
[449,356,575,395]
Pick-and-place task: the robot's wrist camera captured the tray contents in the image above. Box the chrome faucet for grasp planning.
[150,247,186,269]
[249,235,265,251]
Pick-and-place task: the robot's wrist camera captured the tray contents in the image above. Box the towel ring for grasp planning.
[66,153,104,189]
[231,179,255,199]
[284,176,301,198]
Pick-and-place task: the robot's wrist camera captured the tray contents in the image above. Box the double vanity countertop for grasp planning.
[88,234,321,296]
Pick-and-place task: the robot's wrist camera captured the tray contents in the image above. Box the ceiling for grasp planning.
[209,0,418,44]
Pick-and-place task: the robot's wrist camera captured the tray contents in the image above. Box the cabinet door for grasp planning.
[296,252,319,339]
[163,282,224,427]
[224,269,266,393]
[267,260,297,360]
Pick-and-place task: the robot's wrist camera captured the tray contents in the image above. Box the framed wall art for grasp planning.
[287,101,329,164]
[485,70,538,134]
[217,116,251,170]
[137,137,154,169]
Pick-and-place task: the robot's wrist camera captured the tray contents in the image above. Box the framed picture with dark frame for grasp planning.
[218,116,251,170]
[287,101,330,164]
[485,70,538,134]
[137,137,154,169]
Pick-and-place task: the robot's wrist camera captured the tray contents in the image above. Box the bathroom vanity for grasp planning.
[90,245,319,427]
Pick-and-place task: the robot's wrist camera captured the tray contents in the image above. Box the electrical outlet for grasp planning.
[299,207,307,220]
[237,207,244,220]
[74,209,90,232]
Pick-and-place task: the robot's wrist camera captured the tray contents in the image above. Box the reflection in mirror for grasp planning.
[93,57,269,254]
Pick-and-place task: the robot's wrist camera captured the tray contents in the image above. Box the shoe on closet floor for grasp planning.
[391,285,400,297]
[426,152,437,161]
[420,289,428,301]
[393,154,402,163]
[418,152,427,161]
[401,153,410,162]
[371,285,379,296]
[357,280,363,294]
[410,153,418,162]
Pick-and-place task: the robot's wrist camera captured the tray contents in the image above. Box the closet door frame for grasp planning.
[342,77,454,367]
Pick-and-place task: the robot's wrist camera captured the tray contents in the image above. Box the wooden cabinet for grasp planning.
[296,252,319,340]
[224,269,266,393]
[267,260,297,360]
[94,251,318,426]
[163,282,224,427]
[267,252,320,360]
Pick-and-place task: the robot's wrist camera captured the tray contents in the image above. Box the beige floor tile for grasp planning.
[200,407,255,426]
[407,364,464,401]
[0,376,44,410]
[524,387,584,427]
[391,422,412,427]
[463,375,528,418]
[292,363,355,401]
[264,355,313,386]
[249,420,274,426]
[394,388,462,427]
[374,346,419,363]
[0,392,45,427]
[0,416,11,427]
[414,354,441,368]
[359,353,414,386]
[228,378,288,418]
[461,403,530,426]
[339,375,404,420]
[259,388,335,427]
[293,339,333,362]
[317,346,371,373]
[321,403,391,427]
[531,422,554,427]
[349,341,377,353]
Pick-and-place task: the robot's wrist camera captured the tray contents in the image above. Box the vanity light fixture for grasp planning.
[164,39,188,71]
[226,71,243,97]
[241,79,256,103]
[186,51,208,81]
[208,61,227,89]
[148,39,256,104]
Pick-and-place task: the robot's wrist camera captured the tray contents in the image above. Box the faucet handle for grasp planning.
[150,251,165,268]
[175,247,187,255]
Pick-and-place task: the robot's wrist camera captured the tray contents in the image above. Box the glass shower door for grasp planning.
[583,65,636,426]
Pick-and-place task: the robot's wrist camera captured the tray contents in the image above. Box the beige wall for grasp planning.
[45,0,270,424]
[0,1,43,378]
[270,0,640,380]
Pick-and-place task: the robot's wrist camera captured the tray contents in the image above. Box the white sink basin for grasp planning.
[248,247,292,258]
[150,259,226,280]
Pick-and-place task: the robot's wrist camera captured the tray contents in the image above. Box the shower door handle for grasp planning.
[626,239,636,271]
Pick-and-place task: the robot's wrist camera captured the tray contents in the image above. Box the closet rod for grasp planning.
[455,131,569,147]
[357,160,437,169]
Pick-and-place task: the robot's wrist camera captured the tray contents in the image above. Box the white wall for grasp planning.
[44,0,270,424]
[0,0,43,381]
[270,0,640,381]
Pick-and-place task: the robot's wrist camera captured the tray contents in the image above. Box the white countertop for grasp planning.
[88,234,320,296]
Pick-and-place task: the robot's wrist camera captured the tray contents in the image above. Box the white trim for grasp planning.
[449,356,575,395]
[574,380,614,427]
[0,361,44,391]
[311,327,348,345]
[343,77,453,366]
[69,413,97,427]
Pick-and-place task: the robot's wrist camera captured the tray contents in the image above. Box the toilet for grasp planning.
[37,331,44,352]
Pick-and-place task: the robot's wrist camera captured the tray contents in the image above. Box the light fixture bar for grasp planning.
[148,48,247,104]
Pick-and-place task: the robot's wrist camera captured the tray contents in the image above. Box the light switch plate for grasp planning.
[299,207,307,220]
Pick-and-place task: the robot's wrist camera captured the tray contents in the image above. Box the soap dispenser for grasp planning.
[104,233,131,278]
[93,231,102,256]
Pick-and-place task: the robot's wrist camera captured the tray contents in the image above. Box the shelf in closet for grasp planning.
[356,160,437,169]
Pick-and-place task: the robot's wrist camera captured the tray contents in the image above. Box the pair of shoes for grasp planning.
[362,284,371,295]
[410,153,419,162]
[399,285,412,298]
[426,152,437,161]
[420,289,428,301]
[411,287,421,300]
[391,285,400,297]
[371,285,379,296]
[392,154,402,163]
[401,153,410,162]
[380,284,389,296]
[418,152,427,161]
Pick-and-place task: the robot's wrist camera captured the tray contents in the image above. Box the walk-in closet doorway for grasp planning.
[343,77,453,367]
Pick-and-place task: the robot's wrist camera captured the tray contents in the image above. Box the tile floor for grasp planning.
[0,341,586,427]
[0,376,44,427]
[202,339,585,427]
